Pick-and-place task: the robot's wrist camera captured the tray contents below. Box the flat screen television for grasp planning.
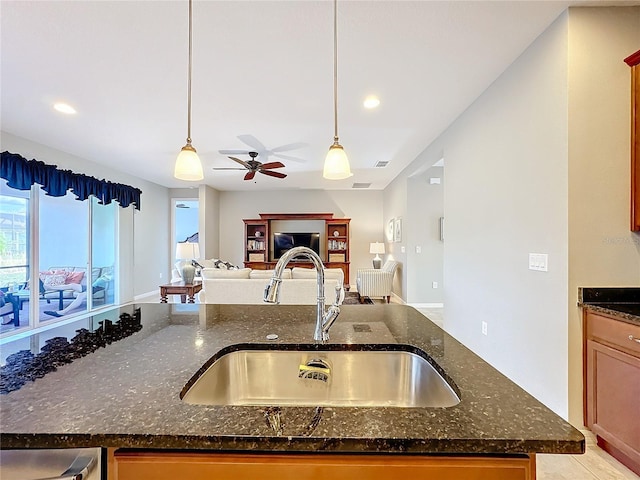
[273,232,320,260]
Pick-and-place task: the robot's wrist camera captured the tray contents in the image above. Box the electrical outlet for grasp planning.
[159,272,163,279]
[432,281,438,289]
[481,321,488,336]
[401,246,406,253]
[416,246,422,254]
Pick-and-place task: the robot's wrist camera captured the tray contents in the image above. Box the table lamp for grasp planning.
[369,242,385,269]
[176,242,200,284]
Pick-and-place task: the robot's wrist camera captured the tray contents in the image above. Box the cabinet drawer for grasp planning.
[586,312,640,356]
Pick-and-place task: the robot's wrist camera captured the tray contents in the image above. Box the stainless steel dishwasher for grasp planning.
[0,448,101,480]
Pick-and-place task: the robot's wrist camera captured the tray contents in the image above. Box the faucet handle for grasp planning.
[332,284,343,306]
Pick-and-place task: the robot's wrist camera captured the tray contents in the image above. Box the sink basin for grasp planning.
[181,344,460,408]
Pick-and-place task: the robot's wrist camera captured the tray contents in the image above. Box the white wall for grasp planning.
[217,189,384,287]
[382,174,408,298]
[406,166,444,304]
[199,185,220,261]
[445,13,569,417]
[1,132,171,298]
[567,6,640,425]
[383,13,571,417]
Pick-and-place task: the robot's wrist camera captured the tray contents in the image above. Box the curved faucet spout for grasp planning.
[263,246,340,343]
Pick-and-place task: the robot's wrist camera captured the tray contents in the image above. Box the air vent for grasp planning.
[375,161,389,168]
[352,182,371,189]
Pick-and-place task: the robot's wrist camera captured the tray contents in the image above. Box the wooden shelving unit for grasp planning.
[242,213,351,288]
[243,219,268,265]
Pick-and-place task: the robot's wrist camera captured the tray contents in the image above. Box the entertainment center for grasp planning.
[243,213,351,288]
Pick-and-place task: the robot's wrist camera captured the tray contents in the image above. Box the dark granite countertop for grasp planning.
[578,287,640,326]
[0,304,584,455]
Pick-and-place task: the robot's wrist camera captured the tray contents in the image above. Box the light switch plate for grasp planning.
[401,246,406,253]
[529,253,548,272]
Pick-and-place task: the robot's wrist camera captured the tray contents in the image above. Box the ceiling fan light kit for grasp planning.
[323,0,352,180]
[174,0,204,182]
[214,151,287,181]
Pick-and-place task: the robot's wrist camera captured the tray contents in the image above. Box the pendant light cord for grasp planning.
[333,0,339,143]
[186,0,193,145]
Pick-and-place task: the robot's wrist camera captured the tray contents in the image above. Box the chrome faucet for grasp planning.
[264,246,341,343]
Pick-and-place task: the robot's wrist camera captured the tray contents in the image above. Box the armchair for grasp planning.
[356,260,399,303]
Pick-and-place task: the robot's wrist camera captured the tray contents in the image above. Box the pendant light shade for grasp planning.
[175,143,203,181]
[174,0,204,181]
[323,0,352,180]
[323,142,351,180]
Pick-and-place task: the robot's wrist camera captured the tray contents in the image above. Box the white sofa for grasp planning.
[198,266,345,305]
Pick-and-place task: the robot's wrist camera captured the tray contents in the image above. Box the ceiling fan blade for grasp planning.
[218,149,250,155]
[271,142,307,153]
[244,171,256,181]
[260,161,285,170]
[260,170,287,179]
[272,153,306,163]
[229,156,251,168]
[237,134,267,152]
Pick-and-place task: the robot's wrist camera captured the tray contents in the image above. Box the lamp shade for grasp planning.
[323,143,353,180]
[369,242,385,255]
[175,145,204,181]
[176,241,200,260]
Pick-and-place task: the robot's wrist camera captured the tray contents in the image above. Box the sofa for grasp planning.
[197,266,345,305]
[39,266,112,309]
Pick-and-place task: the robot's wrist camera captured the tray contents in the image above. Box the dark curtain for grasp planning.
[1,151,141,210]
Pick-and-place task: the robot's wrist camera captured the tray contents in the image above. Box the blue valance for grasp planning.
[1,151,141,210]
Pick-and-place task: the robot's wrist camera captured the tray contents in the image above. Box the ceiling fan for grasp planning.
[218,134,307,163]
[213,151,287,181]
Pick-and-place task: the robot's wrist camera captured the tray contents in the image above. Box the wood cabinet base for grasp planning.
[111,451,536,480]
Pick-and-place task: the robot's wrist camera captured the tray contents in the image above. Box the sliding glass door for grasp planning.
[38,189,89,323]
[0,182,118,336]
[91,197,116,309]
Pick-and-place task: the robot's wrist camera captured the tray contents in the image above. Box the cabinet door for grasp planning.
[586,339,640,467]
[113,451,535,480]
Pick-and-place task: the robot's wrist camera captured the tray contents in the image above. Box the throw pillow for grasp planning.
[41,273,66,288]
[65,271,85,285]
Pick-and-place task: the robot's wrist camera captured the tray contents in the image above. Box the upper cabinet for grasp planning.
[625,49,640,231]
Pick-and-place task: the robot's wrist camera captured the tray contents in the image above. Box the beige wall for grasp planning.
[567,6,640,425]
[217,190,384,287]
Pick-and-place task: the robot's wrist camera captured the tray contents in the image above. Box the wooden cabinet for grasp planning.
[583,309,640,475]
[624,50,640,231]
[112,451,535,480]
[325,218,350,285]
[242,213,350,287]
[243,219,268,265]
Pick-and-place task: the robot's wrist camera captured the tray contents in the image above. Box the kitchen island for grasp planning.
[0,303,584,479]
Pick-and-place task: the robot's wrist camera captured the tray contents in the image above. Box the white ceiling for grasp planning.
[0,0,624,192]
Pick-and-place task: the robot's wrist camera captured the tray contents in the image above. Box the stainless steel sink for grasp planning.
[181,345,460,408]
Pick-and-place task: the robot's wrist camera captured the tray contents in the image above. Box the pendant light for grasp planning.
[174,0,204,181]
[323,0,352,180]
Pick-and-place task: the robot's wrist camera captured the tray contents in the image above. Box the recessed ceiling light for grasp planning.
[363,95,380,109]
[53,102,77,115]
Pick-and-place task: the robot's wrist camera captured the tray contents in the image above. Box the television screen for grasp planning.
[273,232,320,259]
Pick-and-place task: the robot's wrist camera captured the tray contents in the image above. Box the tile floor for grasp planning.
[412,305,639,480]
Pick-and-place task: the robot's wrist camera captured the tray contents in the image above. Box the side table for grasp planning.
[159,282,202,304]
